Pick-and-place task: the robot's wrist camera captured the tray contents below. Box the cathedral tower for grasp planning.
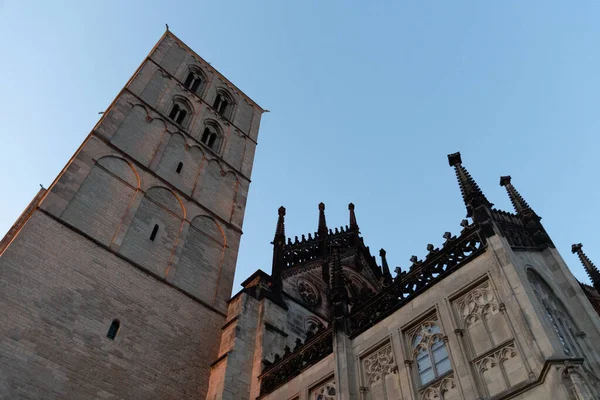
[0,30,264,399]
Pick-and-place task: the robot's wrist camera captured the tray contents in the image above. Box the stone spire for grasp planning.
[448,152,493,217]
[380,248,392,285]
[348,203,358,230]
[572,243,600,293]
[499,176,535,216]
[318,202,328,237]
[271,206,287,297]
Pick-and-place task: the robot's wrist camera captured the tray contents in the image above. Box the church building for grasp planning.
[1,30,599,400]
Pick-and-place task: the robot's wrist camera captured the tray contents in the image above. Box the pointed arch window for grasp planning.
[528,271,583,357]
[409,320,451,386]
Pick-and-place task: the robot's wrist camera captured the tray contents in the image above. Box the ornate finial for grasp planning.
[318,202,328,236]
[380,249,392,282]
[349,203,358,230]
[572,243,600,293]
[447,152,493,217]
[275,206,286,239]
[271,206,287,304]
[499,175,535,216]
[165,23,169,31]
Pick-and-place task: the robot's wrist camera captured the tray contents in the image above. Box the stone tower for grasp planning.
[0,30,264,399]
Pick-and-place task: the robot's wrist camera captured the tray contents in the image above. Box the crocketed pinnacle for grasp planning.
[318,202,328,236]
[499,176,535,216]
[348,203,358,230]
[572,243,600,293]
[274,206,286,240]
[448,152,493,217]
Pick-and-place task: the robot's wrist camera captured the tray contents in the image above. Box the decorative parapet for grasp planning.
[259,327,333,396]
[349,223,486,337]
[490,209,537,249]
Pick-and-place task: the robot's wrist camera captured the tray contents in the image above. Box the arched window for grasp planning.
[107,319,120,340]
[410,320,451,386]
[201,123,221,150]
[183,68,204,94]
[527,270,583,357]
[213,90,234,118]
[168,99,191,126]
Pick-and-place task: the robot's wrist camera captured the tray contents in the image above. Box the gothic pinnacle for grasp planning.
[447,152,493,217]
[274,206,286,240]
[349,203,358,230]
[318,202,328,237]
[572,243,600,293]
[499,176,535,216]
[380,248,392,283]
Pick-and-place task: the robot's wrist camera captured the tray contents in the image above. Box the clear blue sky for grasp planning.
[1,1,599,291]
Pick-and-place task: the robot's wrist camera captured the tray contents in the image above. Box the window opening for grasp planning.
[150,224,159,241]
[176,162,183,174]
[410,321,451,386]
[213,94,229,116]
[169,103,187,125]
[184,72,202,93]
[201,127,218,149]
[107,319,120,340]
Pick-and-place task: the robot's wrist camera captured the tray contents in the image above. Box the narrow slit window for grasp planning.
[107,319,120,340]
[150,224,159,241]
[176,162,183,174]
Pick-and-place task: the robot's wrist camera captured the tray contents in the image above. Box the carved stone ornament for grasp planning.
[362,342,397,385]
[349,225,485,337]
[454,281,500,323]
[298,279,319,306]
[421,375,456,400]
[310,378,336,400]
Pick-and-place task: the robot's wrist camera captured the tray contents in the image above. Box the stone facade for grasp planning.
[2,31,600,400]
[0,30,264,399]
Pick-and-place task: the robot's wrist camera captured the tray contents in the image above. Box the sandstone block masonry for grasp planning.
[0,29,264,399]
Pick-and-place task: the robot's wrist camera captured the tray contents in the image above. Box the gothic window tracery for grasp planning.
[527,270,582,357]
[454,280,510,356]
[360,341,401,400]
[310,378,336,400]
[408,320,452,386]
[363,342,396,384]
[298,279,319,306]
